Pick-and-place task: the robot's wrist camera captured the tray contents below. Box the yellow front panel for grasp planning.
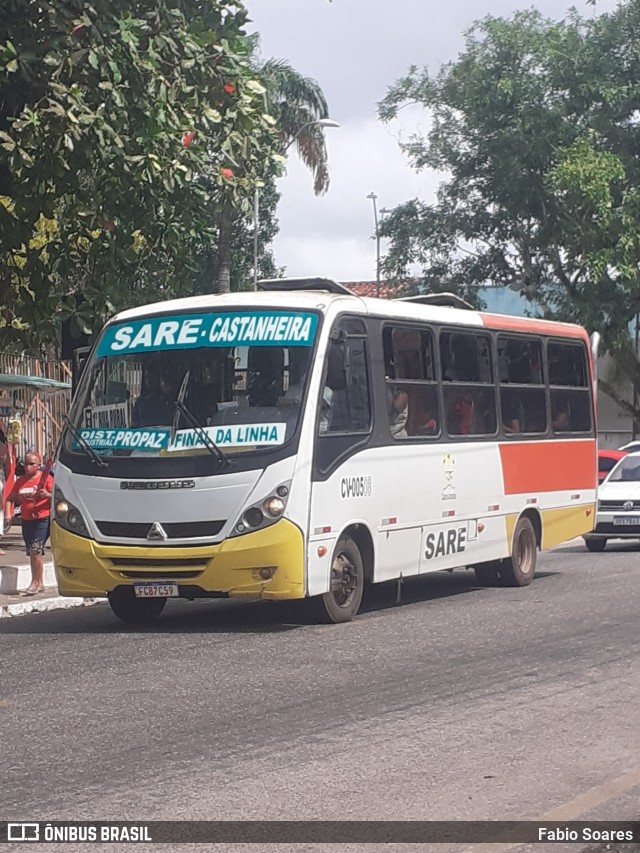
[52,519,306,600]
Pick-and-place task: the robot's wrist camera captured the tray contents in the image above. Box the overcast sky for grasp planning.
[245,0,617,283]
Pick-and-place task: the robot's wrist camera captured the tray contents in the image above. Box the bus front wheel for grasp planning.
[312,536,364,623]
[108,588,167,626]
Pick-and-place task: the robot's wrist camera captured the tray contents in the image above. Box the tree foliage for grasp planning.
[378,2,640,353]
[258,57,330,195]
[0,0,280,351]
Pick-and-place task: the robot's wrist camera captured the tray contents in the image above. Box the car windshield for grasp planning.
[66,309,318,460]
[608,456,640,482]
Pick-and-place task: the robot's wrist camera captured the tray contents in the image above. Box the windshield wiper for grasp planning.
[64,415,108,468]
[171,371,230,468]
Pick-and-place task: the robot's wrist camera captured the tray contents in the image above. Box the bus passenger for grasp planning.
[552,399,570,432]
[132,372,173,427]
[388,386,409,438]
[453,392,474,435]
[501,389,522,434]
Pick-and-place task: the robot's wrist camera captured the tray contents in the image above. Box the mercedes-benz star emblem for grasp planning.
[147,522,168,541]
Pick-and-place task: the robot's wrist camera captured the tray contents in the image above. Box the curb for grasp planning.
[0,596,102,619]
[0,560,57,595]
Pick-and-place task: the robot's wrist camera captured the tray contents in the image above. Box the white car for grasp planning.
[584,451,640,551]
[618,440,640,453]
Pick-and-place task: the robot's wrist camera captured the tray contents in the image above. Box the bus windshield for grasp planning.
[66,309,318,460]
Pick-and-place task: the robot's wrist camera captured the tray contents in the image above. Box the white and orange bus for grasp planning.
[52,278,597,625]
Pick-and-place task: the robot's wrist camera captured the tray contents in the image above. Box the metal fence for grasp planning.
[0,352,72,461]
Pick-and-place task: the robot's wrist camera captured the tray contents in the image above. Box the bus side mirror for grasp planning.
[326,338,352,391]
[72,346,91,396]
[589,331,601,388]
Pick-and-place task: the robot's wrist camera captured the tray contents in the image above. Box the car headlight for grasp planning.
[232,482,290,537]
[54,487,90,538]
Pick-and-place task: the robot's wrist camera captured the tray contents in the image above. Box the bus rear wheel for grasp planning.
[499,517,537,587]
[108,588,167,626]
[312,536,364,623]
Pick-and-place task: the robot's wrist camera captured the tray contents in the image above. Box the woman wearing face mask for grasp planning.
[7,451,54,595]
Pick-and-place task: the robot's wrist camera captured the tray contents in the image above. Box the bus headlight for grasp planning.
[54,487,90,538]
[232,482,291,537]
[243,507,264,529]
[264,496,286,517]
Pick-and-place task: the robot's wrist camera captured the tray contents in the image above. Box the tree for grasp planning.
[213,51,331,292]
[378,3,640,345]
[258,57,331,195]
[0,0,280,351]
[194,172,281,294]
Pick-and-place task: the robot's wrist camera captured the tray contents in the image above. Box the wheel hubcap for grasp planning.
[330,551,356,607]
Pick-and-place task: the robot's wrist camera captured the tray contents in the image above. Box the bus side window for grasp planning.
[548,341,592,434]
[319,338,371,435]
[383,325,439,439]
[440,331,496,437]
[498,336,546,435]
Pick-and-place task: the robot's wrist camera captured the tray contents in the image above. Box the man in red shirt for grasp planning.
[0,428,10,555]
[7,451,54,595]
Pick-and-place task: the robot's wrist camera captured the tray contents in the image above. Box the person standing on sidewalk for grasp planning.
[7,451,54,595]
[0,429,11,556]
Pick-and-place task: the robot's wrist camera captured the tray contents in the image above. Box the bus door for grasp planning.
[307,319,377,596]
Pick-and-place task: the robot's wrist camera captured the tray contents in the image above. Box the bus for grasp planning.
[52,278,598,625]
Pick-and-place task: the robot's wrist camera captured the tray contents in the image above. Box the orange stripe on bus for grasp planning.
[499,441,597,494]
[480,313,588,341]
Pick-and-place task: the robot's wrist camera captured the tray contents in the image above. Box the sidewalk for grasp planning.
[0,525,99,619]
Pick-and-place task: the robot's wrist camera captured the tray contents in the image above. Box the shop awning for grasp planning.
[0,373,71,393]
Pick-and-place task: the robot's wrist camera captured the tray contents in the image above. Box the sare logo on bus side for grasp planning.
[424,526,467,560]
[340,475,372,499]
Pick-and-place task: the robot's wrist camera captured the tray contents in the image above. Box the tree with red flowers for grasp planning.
[0,0,280,351]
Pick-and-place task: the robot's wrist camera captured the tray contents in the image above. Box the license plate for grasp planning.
[613,516,640,526]
[134,582,179,598]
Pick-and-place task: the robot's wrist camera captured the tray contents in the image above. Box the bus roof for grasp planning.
[109,280,588,341]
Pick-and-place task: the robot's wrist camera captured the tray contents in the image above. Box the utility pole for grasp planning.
[634,312,639,440]
[253,187,259,290]
[367,192,380,297]
[253,119,340,291]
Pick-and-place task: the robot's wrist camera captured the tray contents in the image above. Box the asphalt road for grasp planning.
[2,540,640,853]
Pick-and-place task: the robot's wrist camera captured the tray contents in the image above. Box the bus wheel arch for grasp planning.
[342,522,374,583]
[520,507,542,550]
[475,509,541,587]
[308,524,372,624]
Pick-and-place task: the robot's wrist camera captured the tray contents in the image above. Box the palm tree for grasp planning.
[259,58,331,194]
[214,56,331,293]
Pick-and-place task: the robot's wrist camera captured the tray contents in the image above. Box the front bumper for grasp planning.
[585,513,640,539]
[52,519,306,600]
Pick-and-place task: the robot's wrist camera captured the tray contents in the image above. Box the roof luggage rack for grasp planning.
[396,292,475,310]
[257,277,354,295]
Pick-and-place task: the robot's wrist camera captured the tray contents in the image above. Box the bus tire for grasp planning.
[108,588,167,625]
[584,537,607,552]
[312,536,364,623]
[500,517,537,587]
